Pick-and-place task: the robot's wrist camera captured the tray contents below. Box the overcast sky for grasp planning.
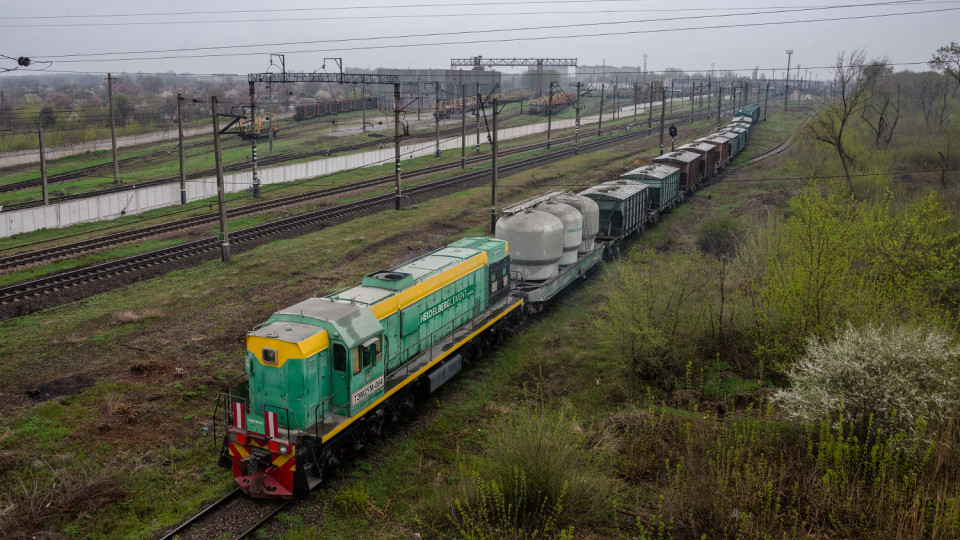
[2,0,956,79]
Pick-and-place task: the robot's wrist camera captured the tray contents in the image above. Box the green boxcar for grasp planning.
[581,180,649,239]
[723,126,749,150]
[618,164,681,212]
[735,104,761,123]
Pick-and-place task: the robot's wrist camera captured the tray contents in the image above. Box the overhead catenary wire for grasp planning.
[4,0,952,27]
[35,2,955,62]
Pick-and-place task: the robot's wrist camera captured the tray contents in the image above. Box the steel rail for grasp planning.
[2,109,700,273]
[0,107,739,317]
[157,488,241,540]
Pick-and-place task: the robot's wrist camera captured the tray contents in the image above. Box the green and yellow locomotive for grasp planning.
[219,238,522,498]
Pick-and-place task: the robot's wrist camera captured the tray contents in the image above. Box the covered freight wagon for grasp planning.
[653,150,702,192]
[618,164,680,212]
[580,180,649,240]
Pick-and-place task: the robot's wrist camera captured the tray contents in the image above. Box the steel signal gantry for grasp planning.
[450,57,577,96]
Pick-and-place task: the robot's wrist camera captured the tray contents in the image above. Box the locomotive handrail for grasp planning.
[312,387,350,438]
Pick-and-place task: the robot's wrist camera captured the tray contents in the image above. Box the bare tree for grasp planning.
[917,72,951,128]
[861,62,900,148]
[807,50,882,197]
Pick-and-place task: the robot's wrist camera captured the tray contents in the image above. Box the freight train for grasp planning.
[433,89,534,119]
[294,97,381,122]
[218,104,761,498]
[527,91,571,114]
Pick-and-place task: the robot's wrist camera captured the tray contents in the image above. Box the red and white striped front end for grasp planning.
[226,402,297,498]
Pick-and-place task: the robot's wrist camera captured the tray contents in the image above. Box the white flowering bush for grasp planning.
[773,323,960,443]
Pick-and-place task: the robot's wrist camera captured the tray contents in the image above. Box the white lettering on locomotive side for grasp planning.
[352,375,385,406]
[419,286,475,324]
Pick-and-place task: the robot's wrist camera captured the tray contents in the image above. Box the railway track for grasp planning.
[0,115,493,203]
[157,488,293,540]
[0,120,673,319]
[0,138,550,273]
[0,108,727,274]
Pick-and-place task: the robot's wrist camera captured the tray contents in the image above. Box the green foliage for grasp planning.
[331,485,370,516]
[774,323,960,444]
[696,215,745,256]
[740,185,960,371]
[444,408,607,536]
[592,250,718,390]
[449,469,573,540]
[479,409,608,527]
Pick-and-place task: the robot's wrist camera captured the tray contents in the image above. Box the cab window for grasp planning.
[352,348,361,375]
[361,338,380,369]
[333,344,346,372]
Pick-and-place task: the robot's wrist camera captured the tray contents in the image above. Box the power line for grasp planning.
[4,0,950,27]
[36,1,949,61]
[19,60,938,78]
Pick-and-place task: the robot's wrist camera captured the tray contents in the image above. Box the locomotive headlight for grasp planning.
[268,440,290,454]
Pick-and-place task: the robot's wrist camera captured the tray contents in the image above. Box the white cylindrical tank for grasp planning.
[535,201,582,265]
[496,209,564,281]
[556,194,599,253]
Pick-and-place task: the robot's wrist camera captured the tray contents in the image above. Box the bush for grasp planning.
[450,409,608,535]
[696,215,745,256]
[773,323,960,444]
[331,485,370,516]
[592,250,719,391]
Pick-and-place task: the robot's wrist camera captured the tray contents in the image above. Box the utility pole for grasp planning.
[717,83,722,131]
[613,81,618,120]
[574,82,581,155]
[597,84,605,137]
[361,81,366,133]
[707,78,712,118]
[461,83,466,169]
[633,82,638,121]
[394,83,402,210]
[764,81,770,121]
[699,82,703,112]
[268,114,274,152]
[475,82,481,151]
[490,98,499,234]
[659,83,666,155]
[647,82,654,129]
[670,79,675,114]
[434,81,441,157]
[784,49,794,111]
[546,83,554,149]
[177,93,186,205]
[248,82,261,198]
[38,125,49,206]
[107,73,120,185]
[211,96,230,263]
